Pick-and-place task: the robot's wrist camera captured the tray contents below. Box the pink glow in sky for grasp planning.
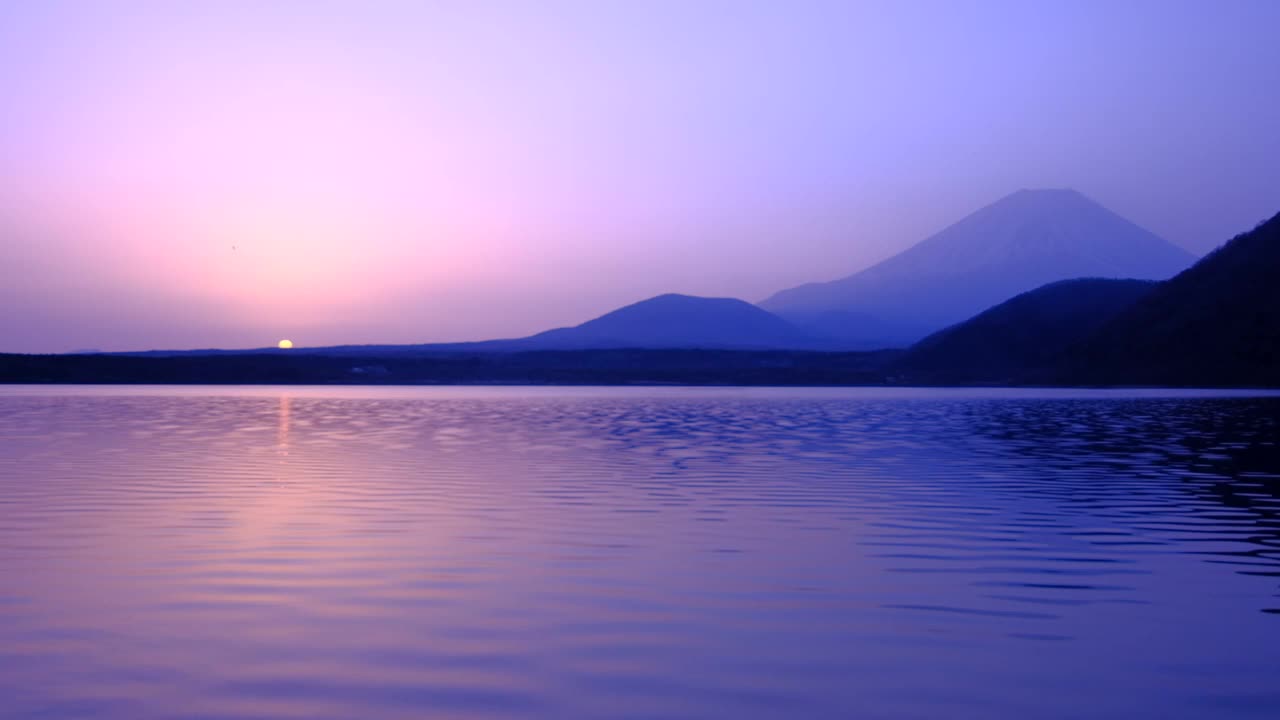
[2,1,1278,352]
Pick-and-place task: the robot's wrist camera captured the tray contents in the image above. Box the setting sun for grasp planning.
[277,339,293,349]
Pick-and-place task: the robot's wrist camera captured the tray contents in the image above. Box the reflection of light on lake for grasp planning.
[276,394,291,464]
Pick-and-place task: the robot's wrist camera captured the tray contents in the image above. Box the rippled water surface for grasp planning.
[2,385,1279,719]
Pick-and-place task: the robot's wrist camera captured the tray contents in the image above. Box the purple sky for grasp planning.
[2,1,1278,352]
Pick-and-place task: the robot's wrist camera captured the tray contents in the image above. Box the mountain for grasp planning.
[507,293,818,350]
[1059,211,1280,387]
[895,278,1157,383]
[761,189,1196,347]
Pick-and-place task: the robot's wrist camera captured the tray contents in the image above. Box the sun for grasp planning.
[277,339,293,349]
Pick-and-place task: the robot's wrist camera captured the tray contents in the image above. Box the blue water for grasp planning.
[1,386,1278,719]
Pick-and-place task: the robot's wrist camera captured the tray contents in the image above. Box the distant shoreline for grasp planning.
[1,351,1276,390]
[0,348,900,388]
[4,346,1276,389]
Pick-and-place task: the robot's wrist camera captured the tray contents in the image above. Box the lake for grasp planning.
[1,385,1278,719]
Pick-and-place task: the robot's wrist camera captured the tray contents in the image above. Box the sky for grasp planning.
[2,0,1278,353]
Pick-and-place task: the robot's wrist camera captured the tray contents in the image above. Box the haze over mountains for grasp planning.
[496,188,1197,354]
[7,206,1277,387]
[761,189,1196,347]
[319,188,1199,355]
[19,188,1279,391]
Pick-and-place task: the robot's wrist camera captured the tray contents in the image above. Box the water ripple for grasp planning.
[0,386,1278,719]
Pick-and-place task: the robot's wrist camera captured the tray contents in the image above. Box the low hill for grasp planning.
[1060,211,1280,386]
[513,293,817,350]
[895,278,1156,383]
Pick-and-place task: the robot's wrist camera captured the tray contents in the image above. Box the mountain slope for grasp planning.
[761,189,1195,346]
[1060,211,1280,386]
[895,278,1157,383]
[513,293,819,350]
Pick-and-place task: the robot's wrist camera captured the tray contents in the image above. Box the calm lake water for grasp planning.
[1,385,1279,719]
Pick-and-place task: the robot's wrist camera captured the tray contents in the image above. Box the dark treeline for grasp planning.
[0,349,901,386]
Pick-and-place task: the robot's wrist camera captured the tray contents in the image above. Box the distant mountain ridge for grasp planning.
[762,189,1196,347]
[87,190,1276,383]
